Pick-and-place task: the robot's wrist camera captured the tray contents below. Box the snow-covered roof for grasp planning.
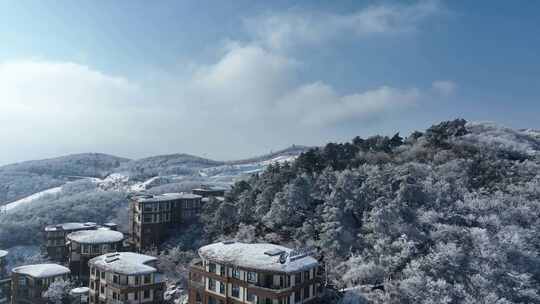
[45,222,97,232]
[70,287,90,295]
[12,264,70,278]
[67,230,124,244]
[0,250,7,259]
[198,242,318,273]
[135,192,201,203]
[89,252,158,275]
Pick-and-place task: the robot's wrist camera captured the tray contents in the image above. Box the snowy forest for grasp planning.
[0,119,539,304]
[194,119,540,304]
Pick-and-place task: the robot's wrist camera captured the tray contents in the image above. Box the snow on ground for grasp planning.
[199,155,299,181]
[0,186,62,213]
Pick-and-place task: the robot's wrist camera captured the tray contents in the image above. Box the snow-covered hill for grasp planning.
[0,146,310,213]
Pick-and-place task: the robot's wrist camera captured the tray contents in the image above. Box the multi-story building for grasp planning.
[88,252,165,304]
[66,230,124,283]
[129,193,202,250]
[0,250,9,304]
[44,222,98,261]
[11,264,70,304]
[188,242,321,304]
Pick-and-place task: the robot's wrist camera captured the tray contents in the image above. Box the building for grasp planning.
[192,188,226,198]
[44,222,98,261]
[11,264,70,304]
[70,287,90,304]
[66,229,124,283]
[188,242,321,304]
[0,250,7,280]
[129,193,202,250]
[0,250,9,304]
[88,252,165,304]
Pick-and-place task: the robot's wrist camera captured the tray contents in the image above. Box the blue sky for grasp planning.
[0,0,539,163]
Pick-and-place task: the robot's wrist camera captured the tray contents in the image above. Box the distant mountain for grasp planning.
[227,145,312,165]
[0,147,309,205]
[0,153,129,205]
[116,153,224,181]
[0,153,130,177]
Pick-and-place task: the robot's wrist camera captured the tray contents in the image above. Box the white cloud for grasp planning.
[0,47,432,163]
[0,1,451,163]
[245,0,443,50]
[432,80,457,96]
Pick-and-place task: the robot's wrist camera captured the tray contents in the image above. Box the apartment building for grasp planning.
[129,193,202,250]
[188,242,321,304]
[0,250,8,304]
[88,252,165,304]
[44,222,98,261]
[66,229,124,283]
[11,264,70,304]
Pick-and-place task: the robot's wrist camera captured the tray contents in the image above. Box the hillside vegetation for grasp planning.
[197,119,540,304]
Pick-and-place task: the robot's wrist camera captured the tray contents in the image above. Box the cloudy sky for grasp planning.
[0,0,539,164]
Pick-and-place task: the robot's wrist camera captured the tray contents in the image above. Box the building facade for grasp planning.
[0,250,9,304]
[66,230,124,283]
[129,193,202,250]
[11,264,70,304]
[88,252,165,304]
[44,222,98,261]
[188,242,321,304]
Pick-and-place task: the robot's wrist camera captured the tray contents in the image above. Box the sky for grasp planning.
[0,0,539,164]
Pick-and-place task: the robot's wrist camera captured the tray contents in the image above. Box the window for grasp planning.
[247,291,256,302]
[219,265,225,276]
[219,281,225,294]
[144,274,151,284]
[208,278,216,291]
[232,268,240,279]
[101,271,105,279]
[295,273,301,285]
[208,297,216,304]
[232,284,240,298]
[143,214,153,223]
[143,289,150,299]
[304,271,310,281]
[247,271,257,283]
[208,263,216,273]
[295,291,301,303]
[304,286,310,299]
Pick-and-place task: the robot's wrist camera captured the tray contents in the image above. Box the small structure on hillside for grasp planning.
[88,252,165,304]
[192,187,226,198]
[70,286,89,304]
[11,263,70,304]
[66,229,124,283]
[188,241,321,304]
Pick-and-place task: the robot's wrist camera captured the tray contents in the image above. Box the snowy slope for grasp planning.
[0,186,62,213]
